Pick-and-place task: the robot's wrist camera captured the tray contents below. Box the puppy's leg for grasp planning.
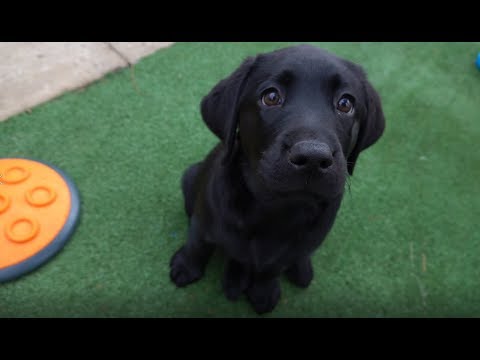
[181,162,202,218]
[170,217,214,287]
[246,274,281,314]
[285,256,313,288]
[222,258,250,301]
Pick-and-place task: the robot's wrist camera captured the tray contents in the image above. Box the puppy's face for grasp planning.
[201,45,385,199]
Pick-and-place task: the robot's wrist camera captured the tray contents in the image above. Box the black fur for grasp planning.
[170,45,385,314]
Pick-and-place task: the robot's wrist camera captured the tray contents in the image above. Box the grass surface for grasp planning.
[1,42,479,317]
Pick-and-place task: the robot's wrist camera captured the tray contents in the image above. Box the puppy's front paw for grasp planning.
[169,247,203,287]
[285,258,313,288]
[246,279,281,315]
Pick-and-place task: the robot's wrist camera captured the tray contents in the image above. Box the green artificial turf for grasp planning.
[1,42,479,317]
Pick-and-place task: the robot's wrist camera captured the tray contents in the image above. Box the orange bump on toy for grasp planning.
[0,158,80,282]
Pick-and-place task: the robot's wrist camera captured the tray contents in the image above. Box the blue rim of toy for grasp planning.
[0,158,81,283]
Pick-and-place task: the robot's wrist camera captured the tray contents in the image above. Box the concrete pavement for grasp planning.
[0,42,174,122]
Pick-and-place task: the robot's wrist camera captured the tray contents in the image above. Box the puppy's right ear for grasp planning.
[200,56,257,164]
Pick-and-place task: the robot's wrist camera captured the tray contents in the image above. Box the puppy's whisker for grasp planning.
[344,171,354,203]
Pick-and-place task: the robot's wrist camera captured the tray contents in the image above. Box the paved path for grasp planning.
[0,42,174,122]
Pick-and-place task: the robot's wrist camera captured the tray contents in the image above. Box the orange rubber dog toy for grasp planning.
[0,158,80,282]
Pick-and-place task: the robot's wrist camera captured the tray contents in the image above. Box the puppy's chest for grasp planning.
[249,201,321,229]
[223,203,324,268]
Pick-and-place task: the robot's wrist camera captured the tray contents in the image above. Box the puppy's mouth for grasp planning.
[255,158,346,200]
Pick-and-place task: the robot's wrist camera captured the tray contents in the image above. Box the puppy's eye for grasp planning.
[337,95,354,113]
[261,88,283,106]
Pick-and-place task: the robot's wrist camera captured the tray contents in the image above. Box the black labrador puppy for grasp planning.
[170,44,385,314]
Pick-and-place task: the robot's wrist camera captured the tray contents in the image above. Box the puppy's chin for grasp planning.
[250,156,347,201]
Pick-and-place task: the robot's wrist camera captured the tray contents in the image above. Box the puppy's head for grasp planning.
[201,45,385,199]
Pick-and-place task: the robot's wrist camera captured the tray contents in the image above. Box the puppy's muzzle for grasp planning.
[288,141,334,172]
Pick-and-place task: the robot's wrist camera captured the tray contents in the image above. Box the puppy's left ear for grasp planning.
[200,56,257,164]
[347,72,386,175]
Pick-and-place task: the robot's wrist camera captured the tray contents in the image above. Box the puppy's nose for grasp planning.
[288,141,333,170]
